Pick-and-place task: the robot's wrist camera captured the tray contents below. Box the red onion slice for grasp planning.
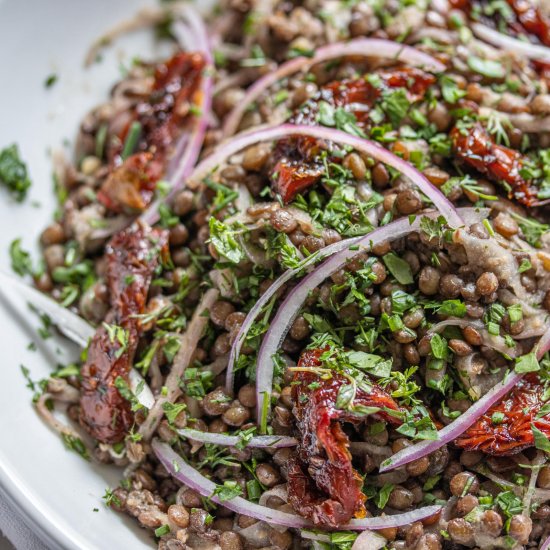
[472,22,550,63]
[141,5,213,225]
[222,39,445,137]
[188,125,462,226]
[177,428,297,448]
[152,438,442,530]
[542,535,550,550]
[380,325,550,473]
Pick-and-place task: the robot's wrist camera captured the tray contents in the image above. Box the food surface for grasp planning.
[8,0,550,548]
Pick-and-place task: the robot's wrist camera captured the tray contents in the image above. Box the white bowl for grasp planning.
[0,1,195,547]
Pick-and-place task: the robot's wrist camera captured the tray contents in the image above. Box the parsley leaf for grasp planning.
[9,238,34,276]
[162,402,186,425]
[375,484,394,509]
[532,424,550,452]
[212,480,243,501]
[208,218,244,264]
[0,144,32,201]
[467,56,505,79]
[382,253,413,284]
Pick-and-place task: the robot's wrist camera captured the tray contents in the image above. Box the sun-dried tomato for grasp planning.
[451,122,539,207]
[456,374,550,455]
[272,68,435,203]
[79,224,169,443]
[287,349,402,527]
[101,52,205,212]
[97,152,163,213]
[452,0,550,46]
[508,0,550,46]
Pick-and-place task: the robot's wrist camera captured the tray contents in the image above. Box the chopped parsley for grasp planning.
[0,144,32,201]
[9,238,34,276]
[382,252,413,285]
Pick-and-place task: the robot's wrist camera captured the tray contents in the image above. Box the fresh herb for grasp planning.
[154,524,171,537]
[163,402,186,425]
[507,304,523,323]
[491,411,505,425]
[440,75,466,104]
[382,252,413,284]
[510,213,549,248]
[114,376,144,412]
[381,88,409,127]
[430,333,449,360]
[375,484,394,509]
[103,488,122,508]
[347,351,393,378]
[9,238,34,276]
[424,299,467,318]
[532,424,550,452]
[246,479,262,501]
[182,367,214,398]
[420,216,448,242]
[44,74,58,88]
[467,56,505,79]
[212,480,243,501]
[103,323,129,359]
[317,102,366,138]
[62,433,90,460]
[518,258,532,273]
[0,144,32,201]
[121,121,142,160]
[495,491,523,517]
[208,218,244,264]
[515,352,539,374]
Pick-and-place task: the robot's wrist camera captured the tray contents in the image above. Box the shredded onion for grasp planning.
[153,438,442,530]
[177,428,297,448]
[380,325,550,473]
[141,4,213,225]
[139,288,219,439]
[472,22,550,63]
[222,38,445,137]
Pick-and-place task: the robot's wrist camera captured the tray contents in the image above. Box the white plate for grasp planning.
[0,1,195,548]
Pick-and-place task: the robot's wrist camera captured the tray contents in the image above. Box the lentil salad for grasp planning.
[10,1,550,549]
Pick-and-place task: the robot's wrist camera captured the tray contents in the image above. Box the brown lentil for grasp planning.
[476,271,499,296]
[387,486,414,510]
[418,267,440,295]
[480,509,503,538]
[203,388,232,416]
[447,518,475,545]
[222,403,250,426]
[219,531,244,550]
[271,208,298,233]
